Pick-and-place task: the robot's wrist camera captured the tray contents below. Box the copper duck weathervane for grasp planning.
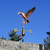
[17,7,36,42]
[18,7,36,24]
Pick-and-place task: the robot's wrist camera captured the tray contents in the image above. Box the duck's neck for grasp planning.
[21,12,24,16]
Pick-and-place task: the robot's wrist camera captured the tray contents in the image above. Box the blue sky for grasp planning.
[0,0,50,44]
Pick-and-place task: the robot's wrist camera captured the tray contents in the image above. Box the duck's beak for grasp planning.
[18,12,19,15]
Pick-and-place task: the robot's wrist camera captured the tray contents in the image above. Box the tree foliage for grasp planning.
[8,29,22,41]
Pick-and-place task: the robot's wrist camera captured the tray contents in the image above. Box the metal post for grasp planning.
[22,36,24,42]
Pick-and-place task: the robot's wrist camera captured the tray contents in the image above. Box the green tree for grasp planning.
[8,29,22,41]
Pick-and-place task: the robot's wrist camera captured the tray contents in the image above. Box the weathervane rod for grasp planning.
[22,36,24,42]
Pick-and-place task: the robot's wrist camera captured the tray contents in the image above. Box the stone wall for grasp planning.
[0,39,44,50]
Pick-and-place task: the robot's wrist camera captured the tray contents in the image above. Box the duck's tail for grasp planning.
[25,20,30,24]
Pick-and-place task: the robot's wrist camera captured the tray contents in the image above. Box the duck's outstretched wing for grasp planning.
[25,7,36,18]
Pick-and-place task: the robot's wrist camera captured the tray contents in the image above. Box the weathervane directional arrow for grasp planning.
[13,27,32,33]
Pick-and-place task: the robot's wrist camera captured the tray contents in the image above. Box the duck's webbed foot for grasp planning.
[22,22,25,25]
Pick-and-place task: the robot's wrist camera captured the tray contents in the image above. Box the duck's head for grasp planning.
[18,12,22,15]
